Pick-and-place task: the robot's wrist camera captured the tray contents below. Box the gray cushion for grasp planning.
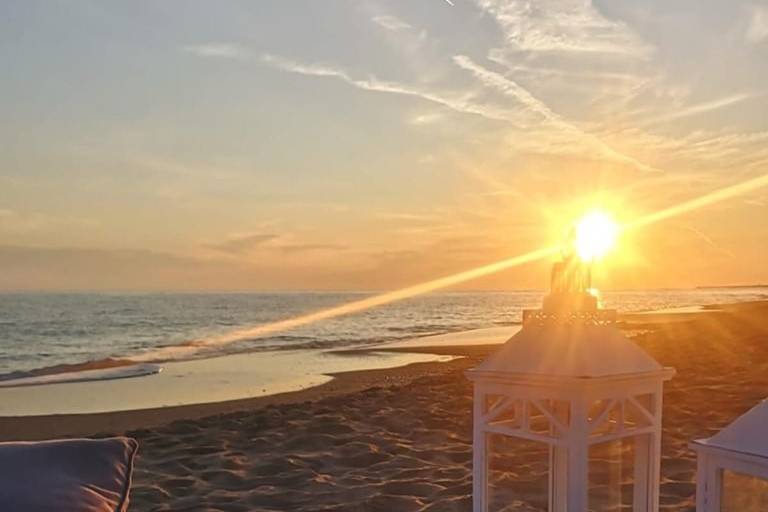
[0,437,138,512]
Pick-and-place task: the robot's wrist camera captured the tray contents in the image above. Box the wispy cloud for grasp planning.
[260,54,524,126]
[639,93,756,126]
[475,0,659,117]
[207,233,278,254]
[683,225,737,259]
[747,5,768,44]
[488,61,645,85]
[376,212,440,222]
[474,0,652,57]
[371,14,412,32]
[0,209,98,234]
[261,52,661,172]
[183,43,251,59]
[598,128,768,169]
[207,232,345,256]
[409,112,445,125]
[453,55,561,124]
[453,55,661,172]
[279,243,346,254]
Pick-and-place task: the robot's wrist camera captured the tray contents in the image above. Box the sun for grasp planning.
[573,210,619,262]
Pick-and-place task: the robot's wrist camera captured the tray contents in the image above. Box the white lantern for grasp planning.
[691,399,768,511]
[467,256,674,512]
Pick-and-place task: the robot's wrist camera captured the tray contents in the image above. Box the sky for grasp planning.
[1,0,767,291]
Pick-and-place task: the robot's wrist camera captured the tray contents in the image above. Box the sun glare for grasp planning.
[573,210,619,262]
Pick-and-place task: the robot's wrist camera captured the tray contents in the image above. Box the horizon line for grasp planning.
[1,284,766,294]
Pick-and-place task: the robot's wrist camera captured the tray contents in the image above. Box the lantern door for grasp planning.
[474,384,571,512]
[473,382,665,512]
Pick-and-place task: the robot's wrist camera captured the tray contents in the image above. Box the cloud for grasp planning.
[0,209,98,234]
[376,212,440,222]
[597,128,768,170]
[183,43,251,59]
[474,0,652,57]
[452,55,661,172]
[453,55,562,124]
[207,233,278,254]
[747,5,768,44]
[372,14,412,32]
[475,0,659,112]
[261,52,660,172]
[0,245,213,291]
[488,60,645,85]
[207,232,345,256]
[260,54,524,126]
[0,243,355,291]
[279,243,346,254]
[683,226,737,259]
[408,112,445,125]
[639,93,756,126]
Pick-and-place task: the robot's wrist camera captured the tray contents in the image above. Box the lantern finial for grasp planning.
[523,251,613,326]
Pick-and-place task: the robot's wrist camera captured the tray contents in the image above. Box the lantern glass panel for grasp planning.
[721,469,768,512]
[588,438,635,511]
[487,433,549,512]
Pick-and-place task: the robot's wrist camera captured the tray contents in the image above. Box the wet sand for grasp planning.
[0,349,464,417]
[3,301,768,511]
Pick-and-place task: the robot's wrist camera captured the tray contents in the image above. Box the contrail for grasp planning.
[143,170,768,358]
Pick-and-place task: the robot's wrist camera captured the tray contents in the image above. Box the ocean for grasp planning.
[1,288,767,380]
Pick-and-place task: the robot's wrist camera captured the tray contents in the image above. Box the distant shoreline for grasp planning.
[1,285,767,294]
[695,284,768,289]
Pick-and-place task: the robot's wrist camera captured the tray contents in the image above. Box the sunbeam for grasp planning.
[181,171,768,352]
[625,172,768,231]
[196,245,559,348]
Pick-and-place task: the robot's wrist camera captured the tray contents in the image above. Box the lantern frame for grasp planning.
[467,254,675,511]
[691,399,768,512]
[468,367,674,512]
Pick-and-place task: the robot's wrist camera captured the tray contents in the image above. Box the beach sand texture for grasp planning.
[10,302,768,511]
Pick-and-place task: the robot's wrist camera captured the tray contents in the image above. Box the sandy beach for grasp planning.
[3,301,768,511]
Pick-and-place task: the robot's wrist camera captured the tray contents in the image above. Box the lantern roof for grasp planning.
[696,399,768,459]
[470,322,663,379]
[468,253,670,381]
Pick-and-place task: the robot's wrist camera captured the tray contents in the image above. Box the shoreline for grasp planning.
[0,352,486,442]
[4,288,766,386]
[0,326,513,389]
[1,299,764,443]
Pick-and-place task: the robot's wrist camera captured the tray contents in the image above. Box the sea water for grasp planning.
[1,288,766,379]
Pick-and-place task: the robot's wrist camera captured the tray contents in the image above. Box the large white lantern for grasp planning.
[467,256,674,512]
[691,399,768,511]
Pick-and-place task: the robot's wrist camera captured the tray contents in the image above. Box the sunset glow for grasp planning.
[144,170,768,353]
[1,2,766,291]
[3,5,768,511]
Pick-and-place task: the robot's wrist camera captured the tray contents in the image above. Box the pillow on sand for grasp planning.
[0,437,138,512]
